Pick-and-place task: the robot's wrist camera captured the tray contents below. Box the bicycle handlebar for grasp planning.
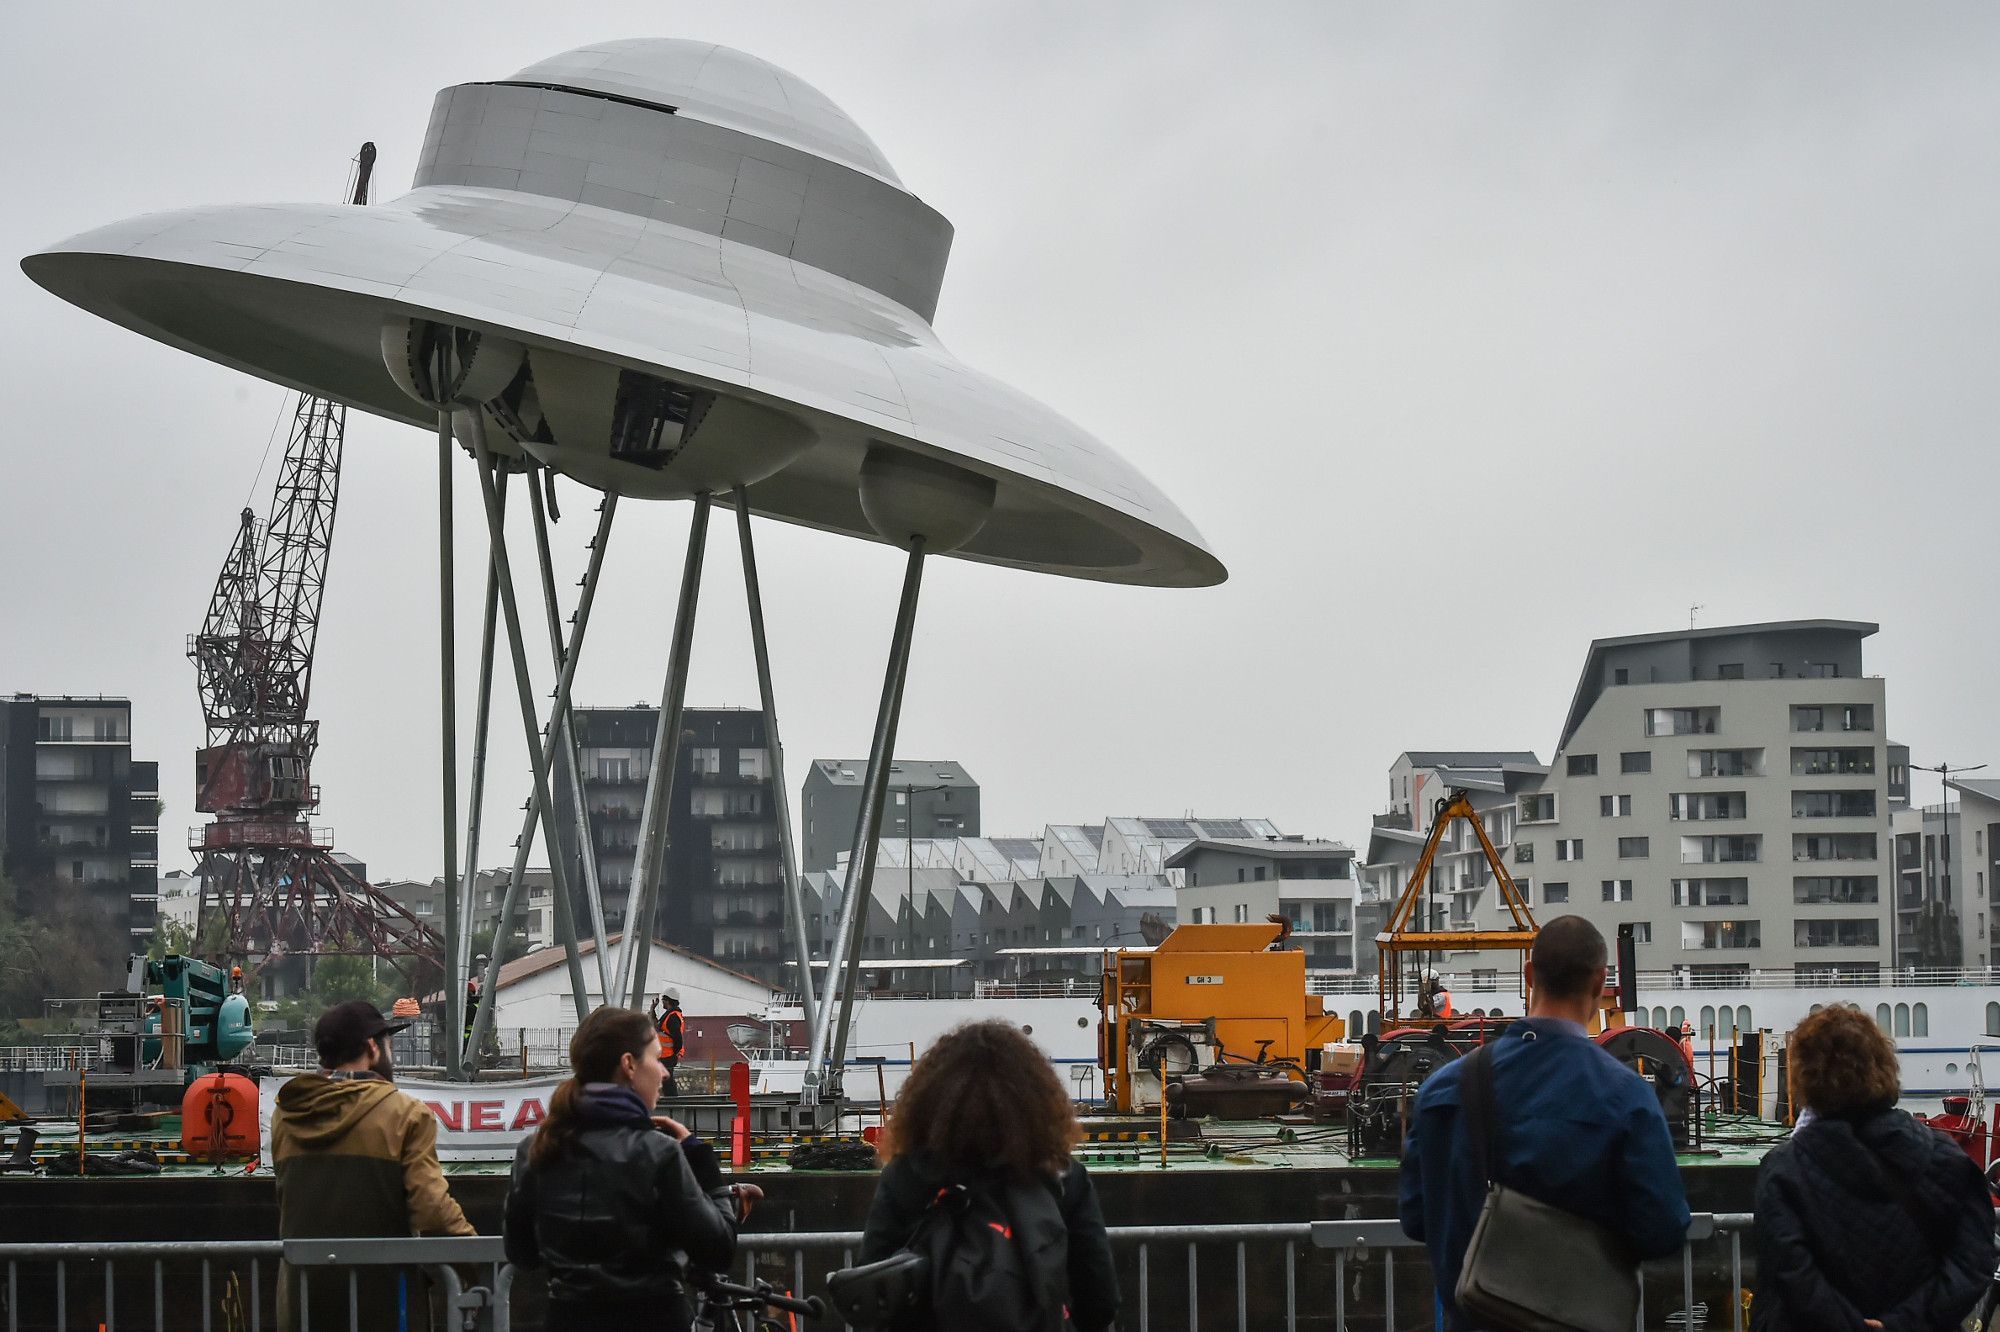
[702,1275,827,1319]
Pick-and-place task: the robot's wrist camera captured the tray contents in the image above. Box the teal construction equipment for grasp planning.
[141,954,254,1073]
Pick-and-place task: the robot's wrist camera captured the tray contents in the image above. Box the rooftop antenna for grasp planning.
[1689,604,1705,630]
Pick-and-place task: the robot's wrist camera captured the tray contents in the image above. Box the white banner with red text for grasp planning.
[258,1074,566,1162]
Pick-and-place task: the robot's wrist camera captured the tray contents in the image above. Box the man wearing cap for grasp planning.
[271,999,474,1331]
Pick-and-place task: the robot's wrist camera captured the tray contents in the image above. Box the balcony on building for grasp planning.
[1670,792,1747,821]
[1680,834,1760,864]
[1793,875,1878,905]
[1687,749,1761,778]
[1791,703,1875,734]
[1681,919,1761,951]
[1793,832,1877,862]
[1791,790,1877,819]
[1646,707,1720,737]
[1790,747,1875,777]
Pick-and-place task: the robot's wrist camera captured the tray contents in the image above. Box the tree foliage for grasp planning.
[0,871,130,1041]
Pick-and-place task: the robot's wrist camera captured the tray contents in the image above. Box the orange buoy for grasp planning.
[180,1071,259,1160]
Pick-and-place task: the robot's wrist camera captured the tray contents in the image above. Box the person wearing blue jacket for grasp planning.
[1399,915,1692,1332]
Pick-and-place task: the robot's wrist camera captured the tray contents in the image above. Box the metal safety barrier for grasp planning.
[0,1214,1761,1331]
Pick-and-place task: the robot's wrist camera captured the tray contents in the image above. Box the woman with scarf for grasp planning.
[505,1006,754,1330]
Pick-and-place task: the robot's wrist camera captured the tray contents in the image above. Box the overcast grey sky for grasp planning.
[4,4,1996,883]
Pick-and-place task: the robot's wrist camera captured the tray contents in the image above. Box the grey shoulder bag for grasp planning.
[1453,1040,1641,1332]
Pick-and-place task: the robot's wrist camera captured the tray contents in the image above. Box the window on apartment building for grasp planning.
[1601,880,1634,902]
[1514,843,1534,864]
[1254,866,1268,881]
[597,756,630,783]
[1600,794,1633,817]
[1236,868,1246,883]
[1621,752,1651,775]
[1804,663,1840,679]
[1568,754,1598,777]
[1619,837,1650,859]
[1233,904,1249,923]
[1716,663,1744,680]
[1521,794,1557,823]
[1631,922,1653,943]
[1614,668,1629,685]
[1544,882,1569,904]
[1556,839,1582,861]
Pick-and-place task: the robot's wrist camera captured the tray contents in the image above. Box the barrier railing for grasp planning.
[0,1214,1761,1331]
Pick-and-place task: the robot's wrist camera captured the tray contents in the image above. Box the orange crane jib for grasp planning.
[1377,789,1538,1022]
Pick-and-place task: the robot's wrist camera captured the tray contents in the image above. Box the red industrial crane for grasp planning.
[188,143,440,981]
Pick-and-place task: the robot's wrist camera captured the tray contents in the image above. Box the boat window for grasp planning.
[1737,1005,1751,1034]
[1894,1003,1910,1037]
[1987,1002,1999,1036]
[1913,1003,1928,1037]
[1670,1005,1685,1028]
[1809,1004,1823,1015]
[1700,1006,1715,1034]
[1877,1004,1893,1034]
[1650,1006,1667,1029]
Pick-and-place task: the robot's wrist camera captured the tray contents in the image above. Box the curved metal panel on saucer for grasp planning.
[22,38,1224,589]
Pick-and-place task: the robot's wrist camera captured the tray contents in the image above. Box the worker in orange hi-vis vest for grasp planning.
[649,990,684,1100]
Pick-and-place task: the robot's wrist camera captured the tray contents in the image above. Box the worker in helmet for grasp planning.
[1418,970,1454,1020]
[229,964,245,996]
[649,989,685,1099]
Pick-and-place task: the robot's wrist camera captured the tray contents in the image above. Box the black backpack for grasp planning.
[916,1179,1072,1331]
[827,1174,1072,1331]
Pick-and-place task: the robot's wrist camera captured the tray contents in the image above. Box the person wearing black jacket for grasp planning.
[1752,1005,1995,1332]
[505,1006,756,1331]
[857,1020,1118,1331]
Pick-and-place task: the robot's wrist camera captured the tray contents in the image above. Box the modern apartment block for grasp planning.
[799,758,978,872]
[1950,780,2000,970]
[552,706,788,982]
[376,869,559,959]
[1167,836,1359,971]
[0,694,158,947]
[1491,620,1897,981]
[1913,777,2000,970]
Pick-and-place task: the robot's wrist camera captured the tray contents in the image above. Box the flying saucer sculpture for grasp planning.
[24,39,1225,1094]
[24,39,1222,589]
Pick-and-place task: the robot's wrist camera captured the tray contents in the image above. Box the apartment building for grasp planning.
[1946,778,2000,968]
[1491,620,1896,982]
[0,694,158,947]
[377,869,559,958]
[552,706,789,983]
[799,758,979,872]
[1167,836,1359,972]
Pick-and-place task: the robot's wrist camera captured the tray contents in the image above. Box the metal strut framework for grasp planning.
[188,143,442,982]
[1375,788,1538,1022]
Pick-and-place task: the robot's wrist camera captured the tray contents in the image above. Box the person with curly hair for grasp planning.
[1752,1005,1995,1331]
[504,1006,758,1330]
[858,1019,1118,1331]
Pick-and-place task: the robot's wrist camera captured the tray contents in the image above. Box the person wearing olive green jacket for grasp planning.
[271,1000,474,1332]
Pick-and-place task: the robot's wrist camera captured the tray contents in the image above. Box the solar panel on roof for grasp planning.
[1199,819,1252,838]
[1142,819,1197,838]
